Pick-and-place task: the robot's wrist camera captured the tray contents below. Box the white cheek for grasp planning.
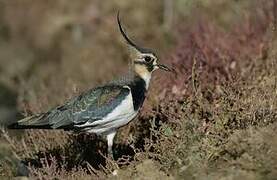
[141,73,151,89]
[153,61,158,70]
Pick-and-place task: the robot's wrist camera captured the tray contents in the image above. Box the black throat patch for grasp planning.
[128,75,147,111]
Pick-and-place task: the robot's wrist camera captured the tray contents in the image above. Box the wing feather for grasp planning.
[13,85,130,130]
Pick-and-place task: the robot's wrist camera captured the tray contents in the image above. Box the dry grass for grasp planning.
[1,0,277,179]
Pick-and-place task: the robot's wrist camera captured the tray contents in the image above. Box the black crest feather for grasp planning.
[117,12,154,54]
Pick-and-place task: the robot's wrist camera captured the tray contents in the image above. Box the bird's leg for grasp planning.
[107,131,117,159]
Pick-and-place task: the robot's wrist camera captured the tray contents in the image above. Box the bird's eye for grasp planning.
[144,56,152,63]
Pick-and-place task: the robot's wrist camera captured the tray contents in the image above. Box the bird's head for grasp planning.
[117,13,171,82]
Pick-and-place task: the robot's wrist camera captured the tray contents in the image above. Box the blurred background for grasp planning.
[0,0,270,124]
[0,0,174,123]
[0,0,270,125]
[0,0,277,179]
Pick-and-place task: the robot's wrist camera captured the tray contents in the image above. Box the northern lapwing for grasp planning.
[8,13,171,158]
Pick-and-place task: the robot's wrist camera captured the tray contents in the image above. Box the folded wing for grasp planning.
[9,85,130,130]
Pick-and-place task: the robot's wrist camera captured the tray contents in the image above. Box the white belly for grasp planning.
[78,89,138,134]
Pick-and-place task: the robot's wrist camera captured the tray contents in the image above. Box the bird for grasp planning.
[8,12,171,159]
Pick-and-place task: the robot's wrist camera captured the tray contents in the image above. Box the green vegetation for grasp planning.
[1,0,277,179]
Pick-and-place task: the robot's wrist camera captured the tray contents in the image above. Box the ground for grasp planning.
[0,0,277,179]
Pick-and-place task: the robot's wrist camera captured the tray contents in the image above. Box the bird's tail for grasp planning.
[8,113,52,129]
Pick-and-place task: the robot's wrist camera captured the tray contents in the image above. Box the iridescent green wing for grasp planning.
[50,85,130,128]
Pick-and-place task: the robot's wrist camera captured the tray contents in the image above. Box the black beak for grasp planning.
[157,64,172,72]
